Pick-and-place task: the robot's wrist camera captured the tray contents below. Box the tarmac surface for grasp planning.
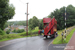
[0,35,55,50]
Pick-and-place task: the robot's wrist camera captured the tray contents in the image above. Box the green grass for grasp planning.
[53,28,75,44]
[0,29,39,42]
[0,37,23,42]
[19,29,39,35]
[31,29,39,32]
[0,34,39,42]
[0,34,24,42]
[66,28,75,43]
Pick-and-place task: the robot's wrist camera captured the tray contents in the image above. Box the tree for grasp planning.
[4,22,8,28]
[0,28,5,35]
[5,21,26,28]
[29,18,33,29]
[39,19,43,29]
[29,16,39,29]
[0,0,15,30]
[6,30,10,34]
[48,5,75,30]
[12,29,16,33]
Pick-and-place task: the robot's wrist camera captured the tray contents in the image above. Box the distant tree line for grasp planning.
[4,21,26,28]
[5,16,43,30]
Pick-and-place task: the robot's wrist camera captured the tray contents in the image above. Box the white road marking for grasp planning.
[47,39,55,50]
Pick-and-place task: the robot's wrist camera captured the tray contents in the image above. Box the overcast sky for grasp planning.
[8,0,75,21]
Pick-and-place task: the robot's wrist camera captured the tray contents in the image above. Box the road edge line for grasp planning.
[47,38,54,50]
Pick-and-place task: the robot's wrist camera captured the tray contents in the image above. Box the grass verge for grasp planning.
[52,28,75,44]
[0,29,39,42]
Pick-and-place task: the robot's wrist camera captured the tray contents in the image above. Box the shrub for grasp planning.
[2,35,8,39]
[20,29,39,35]
[0,35,3,40]
[7,34,19,38]
[12,29,25,33]
[35,27,39,30]
[0,28,5,35]
[6,30,10,34]
[12,29,16,33]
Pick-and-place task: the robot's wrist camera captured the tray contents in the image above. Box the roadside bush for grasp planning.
[12,29,25,33]
[0,28,5,35]
[0,29,39,42]
[2,35,8,39]
[18,29,25,33]
[35,27,39,30]
[6,30,10,34]
[7,35,11,38]
[20,29,39,35]
[0,35,3,40]
[18,32,26,36]
[7,34,20,38]
[12,29,16,33]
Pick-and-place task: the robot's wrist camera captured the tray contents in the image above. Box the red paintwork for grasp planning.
[38,30,40,34]
[43,17,57,36]
[43,18,51,23]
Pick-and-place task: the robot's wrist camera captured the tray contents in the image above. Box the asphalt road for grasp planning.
[0,35,55,50]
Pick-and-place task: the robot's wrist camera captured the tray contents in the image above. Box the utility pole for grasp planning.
[25,3,29,36]
[64,7,66,40]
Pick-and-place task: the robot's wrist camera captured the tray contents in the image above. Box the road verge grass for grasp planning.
[52,28,75,44]
[0,29,39,42]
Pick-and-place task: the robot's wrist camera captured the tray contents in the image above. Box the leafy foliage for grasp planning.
[0,0,15,30]
[6,30,10,34]
[12,29,25,33]
[0,29,5,35]
[4,21,26,28]
[39,19,43,29]
[12,29,16,33]
[29,16,39,30]
[48,5,75,30]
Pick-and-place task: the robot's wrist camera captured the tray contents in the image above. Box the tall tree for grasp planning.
[29,16,39,29]
[48,5,75,30]
[39,19,43,29]
[0,0,15,30]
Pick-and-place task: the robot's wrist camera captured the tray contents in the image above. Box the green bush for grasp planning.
[6,34,19,38]
[12,29,25,33]
[19,29,39,35]
[0,29,5,35]
[12,29,16,32]
[16,29,25,33]
[0,35,3,40]
[6,30,10,34]
[2,35,8,39]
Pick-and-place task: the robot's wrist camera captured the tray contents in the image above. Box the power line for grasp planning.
[19,0,25,5]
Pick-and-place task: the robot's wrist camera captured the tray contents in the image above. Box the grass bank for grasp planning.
[0,29,39,42]
[52,28,75,44]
